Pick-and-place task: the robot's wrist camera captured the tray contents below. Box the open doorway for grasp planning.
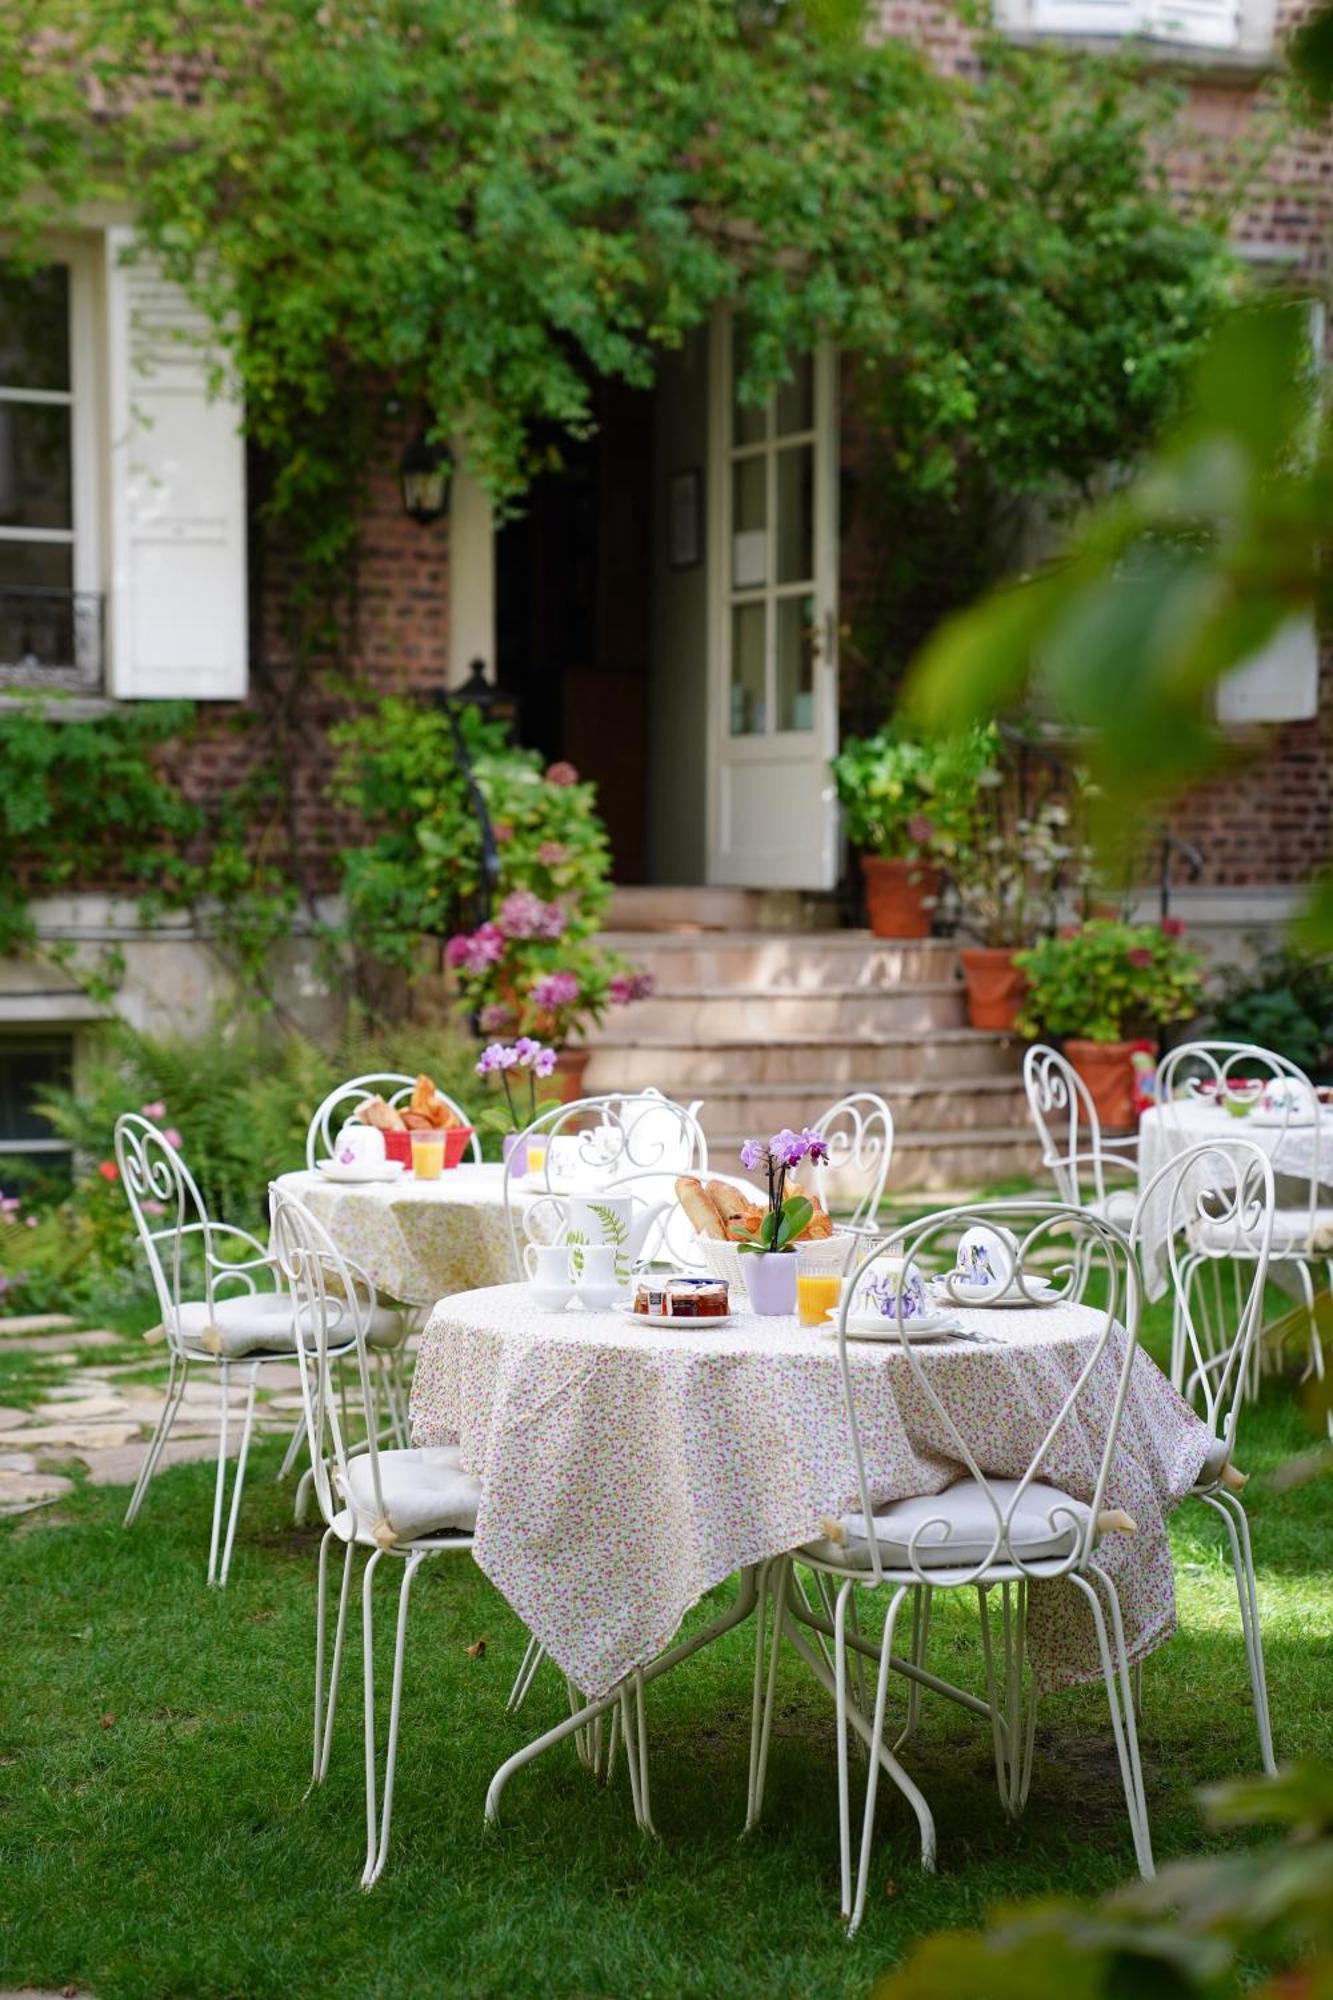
[495,379,654,883]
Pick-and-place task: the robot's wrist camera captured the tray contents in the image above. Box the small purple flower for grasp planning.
[497,890,546,939]
[770,1128,809,1169]
[533,1048,558,1079]
[532,971,579,1009]
[739,1139,767,1174]
[476,1041,521,1076]
[799,1126,830,1166]
[477,1002,512,1033]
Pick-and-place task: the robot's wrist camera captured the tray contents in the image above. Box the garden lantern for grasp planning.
[398,424,452,524]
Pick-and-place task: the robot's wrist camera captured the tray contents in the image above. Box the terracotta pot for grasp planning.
[861,855,940,940]
[1065,1037,1138,1132]
[959,947,1026,1032]
[552,1047,592,1103]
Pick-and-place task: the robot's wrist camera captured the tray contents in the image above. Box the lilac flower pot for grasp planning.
[502,1132,528,1177]
[744,1251,798,1317]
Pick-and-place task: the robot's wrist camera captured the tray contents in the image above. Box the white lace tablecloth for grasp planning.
[273,1166,523,1308]
[410,1284,1212,1698]
[1137,1104,1333,1298]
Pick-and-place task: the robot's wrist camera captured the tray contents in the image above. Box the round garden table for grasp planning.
[272,1164,525,1309]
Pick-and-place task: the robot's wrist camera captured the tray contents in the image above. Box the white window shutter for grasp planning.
[1023,0,1142,34]
[1142,0,1241,47]
[1216,615,1320,725]
[105,227,247,700]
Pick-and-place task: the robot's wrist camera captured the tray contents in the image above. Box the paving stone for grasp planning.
[0,1408,28,1432]
[33,1396,129,1423]
[2,1330,122,1356]
[0,1312,77,1334]
[0,1450,38,1473]
[78,1435,234,1485]
[0,1469,75,1516]
[6,1422,141,1451]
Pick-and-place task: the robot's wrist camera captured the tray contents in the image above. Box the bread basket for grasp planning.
[693,1229,856,1305]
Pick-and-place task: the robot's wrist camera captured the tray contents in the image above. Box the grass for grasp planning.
[1,1297,1330,2000]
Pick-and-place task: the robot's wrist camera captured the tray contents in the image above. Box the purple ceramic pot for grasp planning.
[502,1132,528,1177]
[744,1251,798,1317]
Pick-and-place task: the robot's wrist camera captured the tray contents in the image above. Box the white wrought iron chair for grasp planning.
[1130,1137,1277,1773]
[810,1092,894,1234]
[1155,1041,1329,1393]
[749,1202,1152,1933]
[116,1112,363,1587]
[502,1089,710,1280]
[268,1183,480,1888]
[1023,1043,1139,1243]
[305,1071,481,1169]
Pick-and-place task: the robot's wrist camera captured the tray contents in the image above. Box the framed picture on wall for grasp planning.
[667,467,703,570]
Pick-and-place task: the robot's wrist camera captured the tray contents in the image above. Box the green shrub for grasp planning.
[1206,945,1333,1081]
[0,1018,481,1319]
[1015,918,1204,1044]
[830,724,997,863]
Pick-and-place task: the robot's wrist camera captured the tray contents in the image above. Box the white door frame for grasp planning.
[705,313,839,889]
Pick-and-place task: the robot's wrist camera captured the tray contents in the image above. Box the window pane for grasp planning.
[776,594,816,733]
[0,403,72,530]
[775,354,813,436]
[0,1037,72,1144]
[730,601,767,735]
[731,323,766,446]
[0,267,70,393]
[0,540,73,589]
[731,456,767,590]
[776,444,813,585]
[0,549,78,668]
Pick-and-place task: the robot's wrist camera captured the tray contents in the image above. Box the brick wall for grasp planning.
[839,0,1333,889]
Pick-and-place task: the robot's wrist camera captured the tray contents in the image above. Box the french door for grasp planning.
[705,318,838,889]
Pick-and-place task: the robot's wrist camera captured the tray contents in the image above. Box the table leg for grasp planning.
[484,1566,762,1829]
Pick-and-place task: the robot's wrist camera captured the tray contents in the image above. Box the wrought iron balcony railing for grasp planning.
[0,588,104,692]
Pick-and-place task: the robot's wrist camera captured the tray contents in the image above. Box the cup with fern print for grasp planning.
[565,1194,667,1288]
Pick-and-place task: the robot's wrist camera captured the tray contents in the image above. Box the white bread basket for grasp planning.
[692,1228,856,1305]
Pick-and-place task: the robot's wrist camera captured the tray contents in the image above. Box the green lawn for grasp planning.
[1,1301,1330,2000]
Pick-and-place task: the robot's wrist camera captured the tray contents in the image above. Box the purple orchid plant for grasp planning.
[735,1127,830,1254]
[475,1037,561,1138]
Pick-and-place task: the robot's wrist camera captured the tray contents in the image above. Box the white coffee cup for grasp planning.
[524,1242,573,1310]
[334,1122,386,1171]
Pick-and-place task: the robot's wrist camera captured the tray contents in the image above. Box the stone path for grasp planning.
[0,1315,303,1519]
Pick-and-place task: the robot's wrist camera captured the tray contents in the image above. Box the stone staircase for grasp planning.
[580,897,1044,1193]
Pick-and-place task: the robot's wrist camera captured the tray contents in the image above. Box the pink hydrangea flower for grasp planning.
[164,1129,182,1150]
[446,922,506,973]
[538,841,568,867]
[477,1002,512,1034]
[609,971,655,1005]
[532,971,579,1009]
[545,761,578,787]
[140,1100,166,1119]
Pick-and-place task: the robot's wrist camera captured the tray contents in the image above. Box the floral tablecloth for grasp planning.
[1138,1103,1333,1298]
[273,1166,524,1308]
[410,1284,1213,1699]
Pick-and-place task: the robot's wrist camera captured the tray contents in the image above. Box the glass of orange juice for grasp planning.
[796,1250,844,1329]
[411,1132,446,1180]
[526,1141,548,1179]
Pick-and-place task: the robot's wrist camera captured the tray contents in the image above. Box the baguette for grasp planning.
[675,1175,728,1241]
[706,1181,762,1238]
[360,1094,407,1133]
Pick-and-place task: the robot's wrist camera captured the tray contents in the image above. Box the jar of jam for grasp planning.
[662,1276,729,1319]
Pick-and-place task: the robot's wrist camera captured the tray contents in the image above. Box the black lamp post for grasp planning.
[397,423,499,924]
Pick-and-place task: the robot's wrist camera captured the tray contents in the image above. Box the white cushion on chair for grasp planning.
[1189,1207,1333,1256]
[803,1477,1089,1570]
[174,1293,406,1359]
[1087,1189,1137,1231]
[336,1447,480,1546]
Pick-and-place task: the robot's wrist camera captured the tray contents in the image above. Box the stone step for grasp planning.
[706,1124,1046,1195]
[601,930,960,991]
[689,1076,1030,1140]
[582,1031,1020,1090]
[606,886,767,932]
[582,982,968,1042]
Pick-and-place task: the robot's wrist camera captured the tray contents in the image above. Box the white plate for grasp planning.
[827,1309,966,1342]
[1246,1109,1317,1129]
[314,1160,407,1184]
[615,1303,733,1329]
[931,1276,1058,1309]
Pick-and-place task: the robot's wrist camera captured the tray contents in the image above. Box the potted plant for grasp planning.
[473,1037,563,1170]
[831,725,992,939]
[732,1127,830,1314]
[1014,919,1204,1128]
[950,788,1095,1033]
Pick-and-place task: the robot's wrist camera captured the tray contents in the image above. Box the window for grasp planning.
[0,1032,74,1195]
[0,257,100,689]
[993,0,1274,56]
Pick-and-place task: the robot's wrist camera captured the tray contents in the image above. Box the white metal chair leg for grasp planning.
[206,1364,232,1586]
[507,1633,546,1715]
[215,1365,258,1588]
[360,1548,384,1882]
[747,1557,789,1831]
[1202,1489,1277,1775]
[618,1668,657,1837]
[277,1409,308,1482]
[833,1580,855,1922]
[363,1549,424,1888]
[310,1528,356,1791]
[124,1352,187,1527]
[1069,1569,1154,1880]
[894,1586,932,1751]
[849,1585,911,1938]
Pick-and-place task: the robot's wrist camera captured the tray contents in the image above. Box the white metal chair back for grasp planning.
[1155,1041,1321,1252]
[115,1113,267,1359]
[268,1182,388,1537]
[305,1071,480,1169]
[834,1201,1141,1589]
[1023,1043,1135,1209]
[1130,1139,1273,1459]
[811,1092,894,1233]
[503,1090,709,1275]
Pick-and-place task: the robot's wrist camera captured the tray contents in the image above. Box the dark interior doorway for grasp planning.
[495,380,654,883]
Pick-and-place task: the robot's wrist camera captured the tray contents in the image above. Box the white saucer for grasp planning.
[827,1309,965,1342]
[932,1276,1058,1309]
[616,1303,733,1329]
[314,1160,407,1184]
